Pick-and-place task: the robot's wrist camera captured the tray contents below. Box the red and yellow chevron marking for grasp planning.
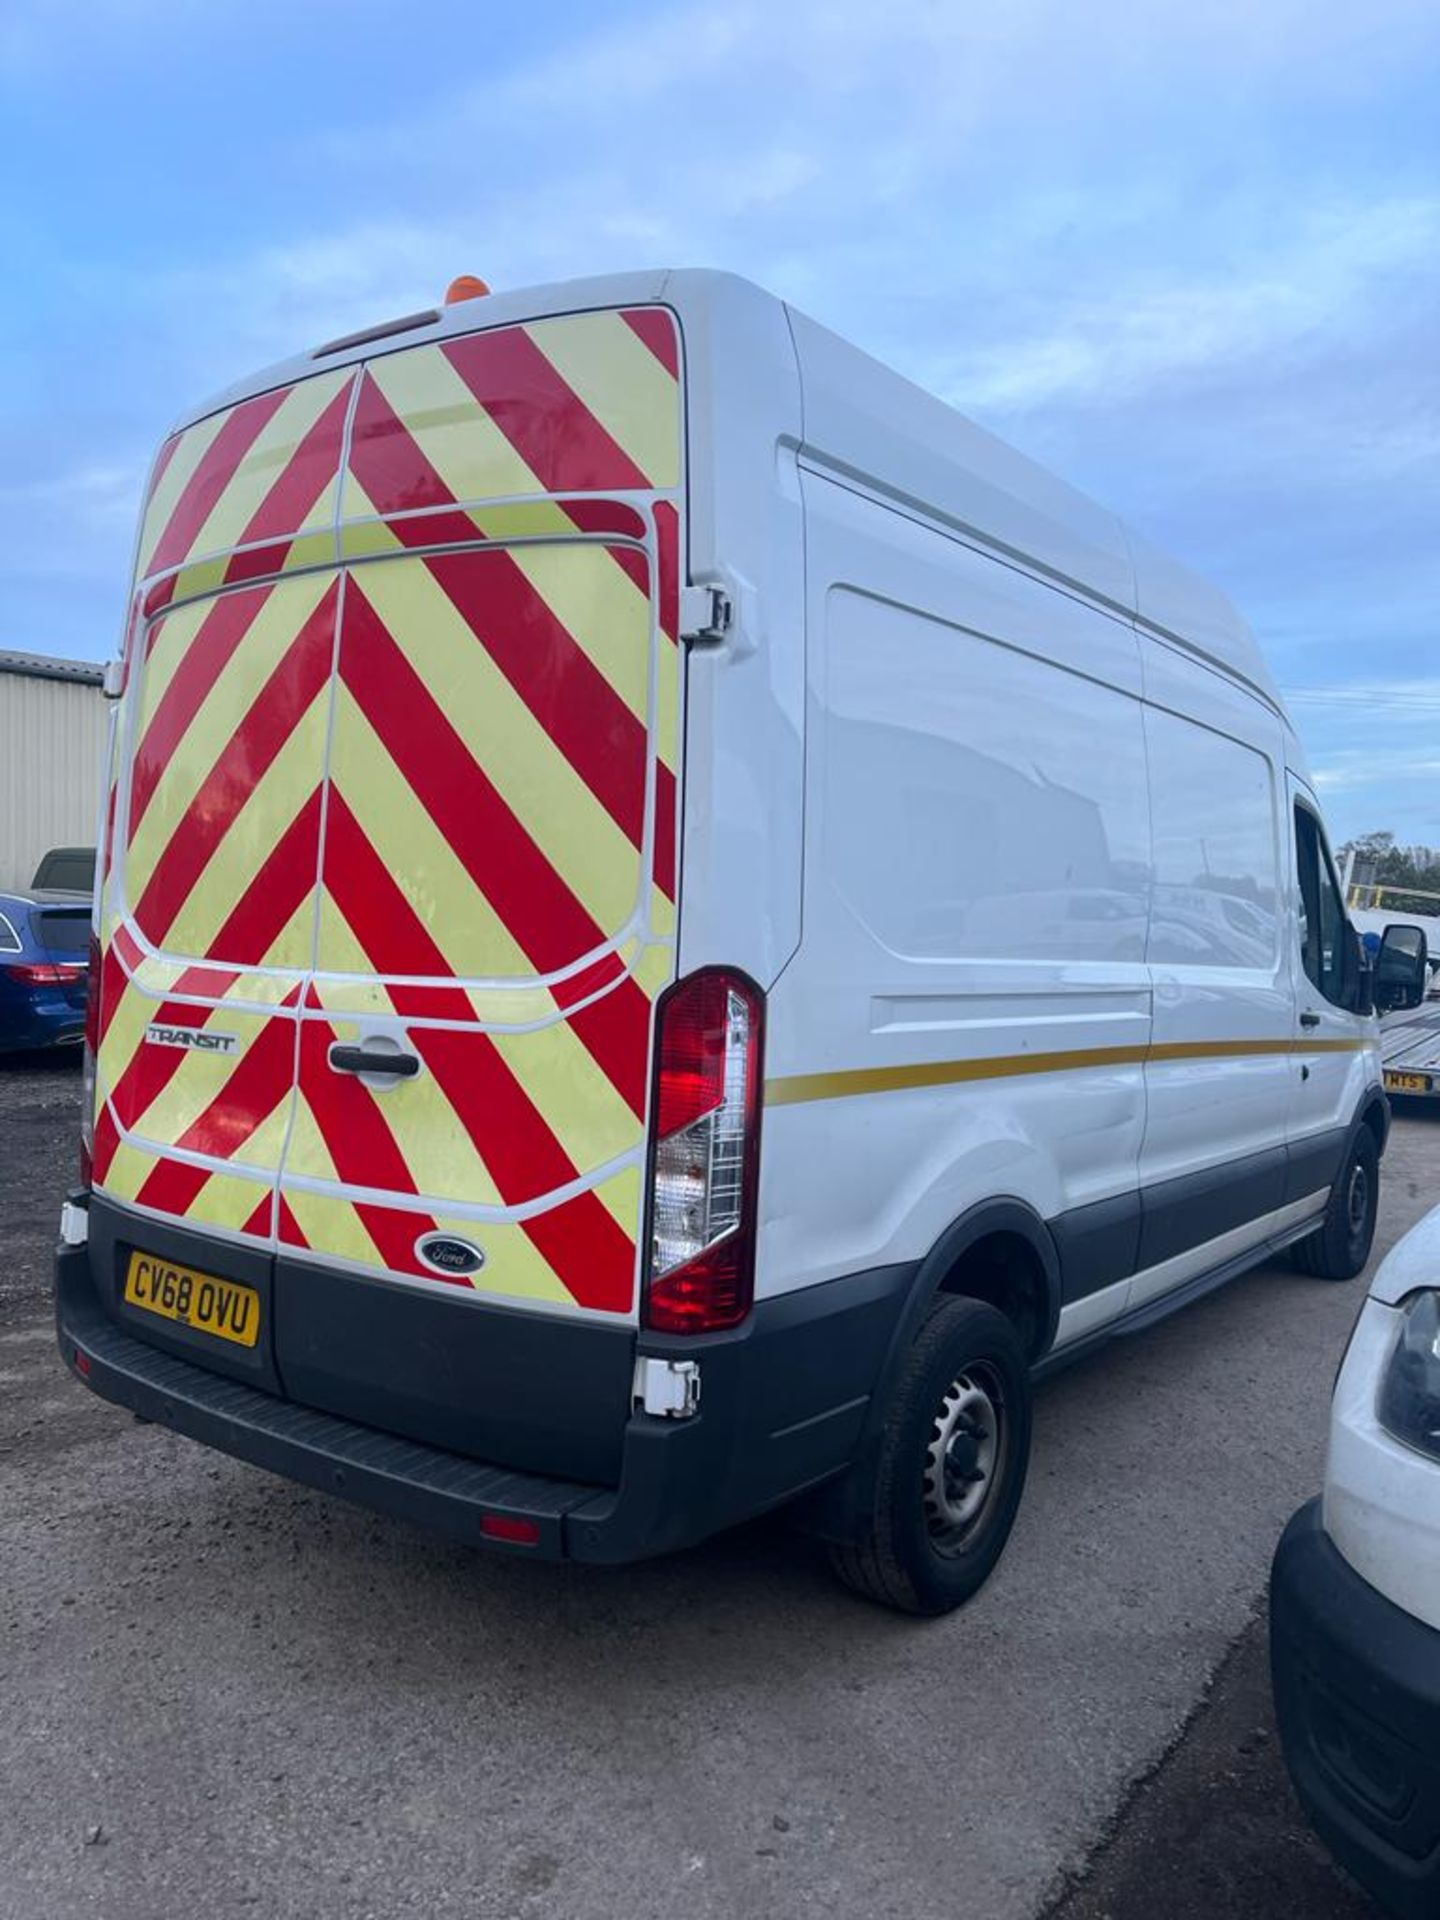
[132,306,681,609]
[137,370,354,612]
[96,304,683,1317]
[93,953,301,1235]
[342,307,679,531]
[124,572,335,966]
[276,1169,642,1312]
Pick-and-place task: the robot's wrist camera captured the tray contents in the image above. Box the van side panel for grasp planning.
[763,470,1150,1327]
[1130,642,1296,1306]
[768,470,1355,1344]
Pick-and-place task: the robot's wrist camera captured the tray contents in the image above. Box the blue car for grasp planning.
[0,890,92,1054]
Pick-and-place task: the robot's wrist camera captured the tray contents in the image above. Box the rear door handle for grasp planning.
[328,1043,421,1078]
[1299,1012,1322,1030]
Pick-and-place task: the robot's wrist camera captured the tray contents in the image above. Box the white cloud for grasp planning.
[7,0,1439,837]
[1286,681,1440,837]
[0,461,139,516]
[926,196,1440,413]
[1313,755,1440,794]
[0,0,238,74]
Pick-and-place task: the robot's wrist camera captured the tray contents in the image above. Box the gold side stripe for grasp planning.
[765,1037,1371,1109]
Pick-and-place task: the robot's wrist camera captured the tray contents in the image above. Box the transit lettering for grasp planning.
[144,1024,240,1056]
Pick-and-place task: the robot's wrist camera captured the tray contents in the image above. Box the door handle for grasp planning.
[1299,1012,1322,1030]
[328,1043,421,1079]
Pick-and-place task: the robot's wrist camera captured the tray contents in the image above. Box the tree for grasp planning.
[1338,831,1440,910]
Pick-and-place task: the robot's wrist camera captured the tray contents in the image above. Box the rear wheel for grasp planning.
[828,1296,1032,1616]
[1291,1130,1379,1281]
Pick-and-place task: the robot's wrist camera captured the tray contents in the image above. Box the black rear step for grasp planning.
[57,1246,595,1555]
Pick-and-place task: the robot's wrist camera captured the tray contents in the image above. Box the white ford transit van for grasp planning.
[57,269,1418,1614]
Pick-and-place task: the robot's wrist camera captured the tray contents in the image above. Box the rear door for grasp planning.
[94,303,683,1328]
[93,324,351,1233]
[95,566,340,1237]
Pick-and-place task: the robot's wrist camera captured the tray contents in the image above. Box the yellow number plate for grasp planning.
[1385,1071,1431,1094]
[123,1252,261,1348]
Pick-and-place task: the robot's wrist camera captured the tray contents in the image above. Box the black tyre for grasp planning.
[828,1295,1032,1616]
[1291,1130,1380,1282]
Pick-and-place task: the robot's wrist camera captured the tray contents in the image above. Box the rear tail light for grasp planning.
[80,933,102,1189]
[643,968,764,1334]
[4,962,86,985]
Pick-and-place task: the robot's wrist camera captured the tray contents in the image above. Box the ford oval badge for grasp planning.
[416,1233,486,1277]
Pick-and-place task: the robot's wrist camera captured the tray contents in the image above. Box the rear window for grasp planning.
[32,849,95,892]
[35,911,90,957]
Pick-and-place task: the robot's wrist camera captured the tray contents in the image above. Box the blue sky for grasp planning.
[2,0,1436,844]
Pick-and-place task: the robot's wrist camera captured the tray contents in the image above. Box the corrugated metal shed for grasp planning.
[0,649,109,892]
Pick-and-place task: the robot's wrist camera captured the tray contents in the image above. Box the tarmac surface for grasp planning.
[3,1049,1433,1919]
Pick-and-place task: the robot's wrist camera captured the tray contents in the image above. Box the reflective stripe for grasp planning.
[766,1037,1372,1107]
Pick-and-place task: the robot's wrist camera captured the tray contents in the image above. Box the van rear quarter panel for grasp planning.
[761,472,1152,1305]
[666,273,806,989]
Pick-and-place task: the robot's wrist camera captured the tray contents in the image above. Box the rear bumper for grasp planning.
[1383,1071,1439,1101]
[56,1218,912,1565]
[1271,1499,1440,1920]
[0,990,86,1052]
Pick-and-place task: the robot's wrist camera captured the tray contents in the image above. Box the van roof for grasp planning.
[176,266,1283,717]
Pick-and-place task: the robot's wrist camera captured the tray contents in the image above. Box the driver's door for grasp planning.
[1287,782,1373,1194]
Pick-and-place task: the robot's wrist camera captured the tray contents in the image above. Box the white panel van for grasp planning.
[57,270,1423,1613]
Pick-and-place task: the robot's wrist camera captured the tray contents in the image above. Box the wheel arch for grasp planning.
[1356,1086,1390,1158]
[798,1197,1058,1549]
[871,1197,1062,1433]
[914,1199,1062,1363]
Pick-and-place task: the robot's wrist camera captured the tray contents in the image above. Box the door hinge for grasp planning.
[633,1356,702,1419]
[678,584,733,645]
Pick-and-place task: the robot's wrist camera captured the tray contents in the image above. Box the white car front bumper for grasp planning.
[1324,1295,1440,1634]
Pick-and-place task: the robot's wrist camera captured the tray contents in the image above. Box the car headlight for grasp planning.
[1378,1292,1440,1462]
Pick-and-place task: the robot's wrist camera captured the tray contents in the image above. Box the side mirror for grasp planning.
[1375,923,1429,1014]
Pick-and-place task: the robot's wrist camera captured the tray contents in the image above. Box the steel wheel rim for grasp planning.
[1347,1160,1371,1238]
[923,1362,1006,1555]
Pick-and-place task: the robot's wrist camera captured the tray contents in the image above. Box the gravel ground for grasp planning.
[0,1049,83,1328]
[2,1052,1433,1920]
[1045,1618,1377,1919]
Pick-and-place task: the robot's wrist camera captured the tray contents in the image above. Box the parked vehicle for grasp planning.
[54,269,1427,1613]
[31,845,96,895]
[1381,997,1440,1105]
[0,890,91,1052]
[1272,1202,1440,1919]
